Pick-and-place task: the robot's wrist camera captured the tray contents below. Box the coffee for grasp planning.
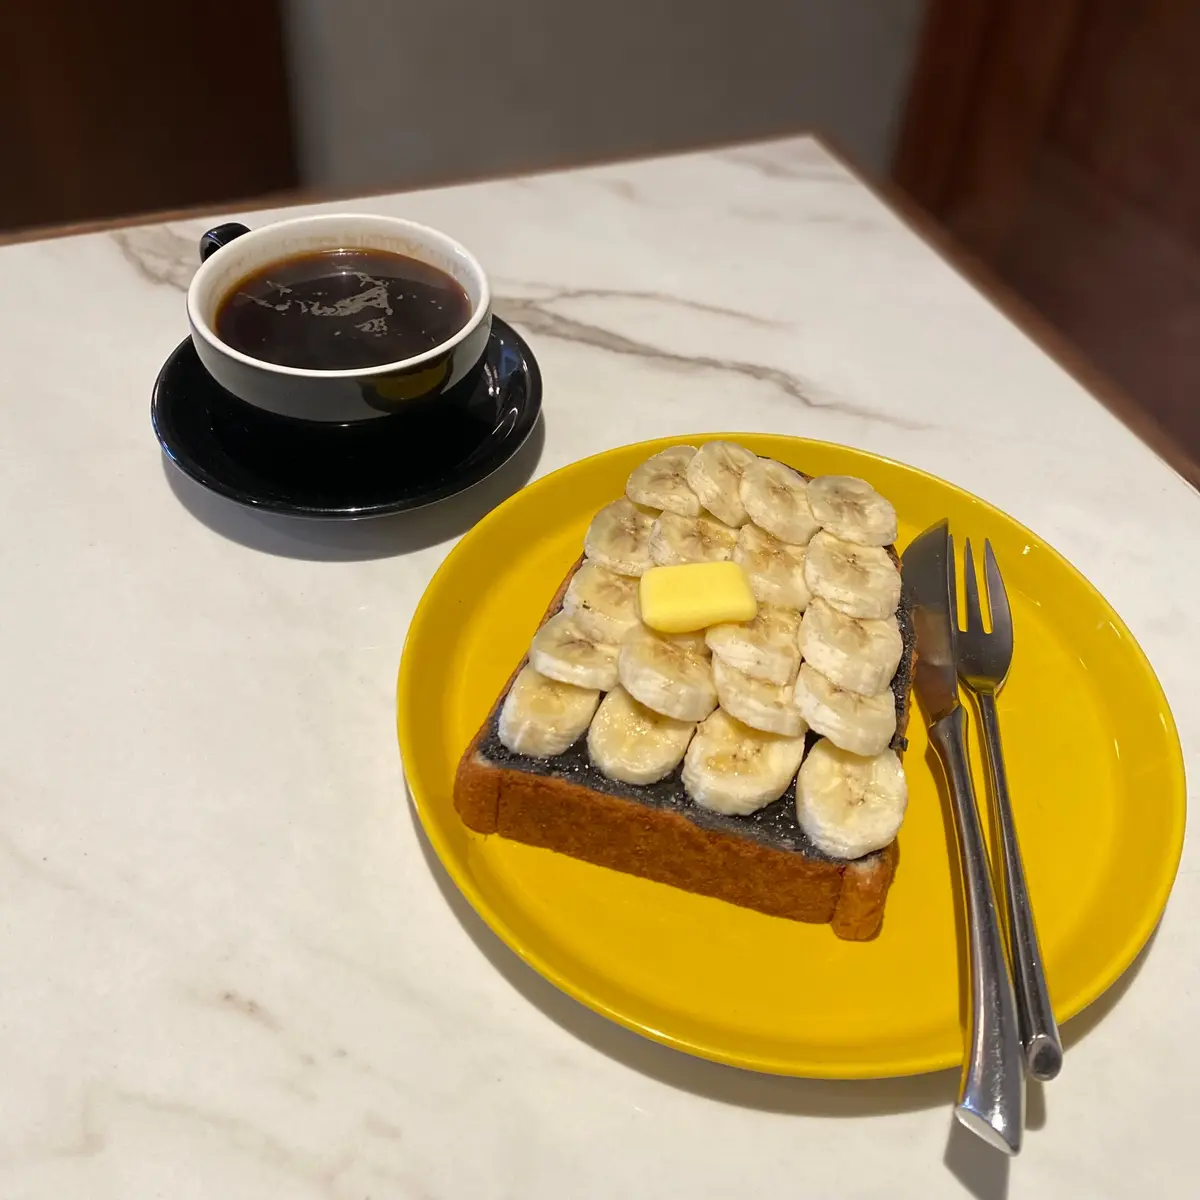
[214,248,472,371]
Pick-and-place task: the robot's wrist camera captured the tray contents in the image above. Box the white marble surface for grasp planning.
[0,136,1196,1199]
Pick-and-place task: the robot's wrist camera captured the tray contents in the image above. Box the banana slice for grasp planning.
[626,446,701,516]
[649,511,739,567]
[562,563,641,643]
[587,685,695,785]
[584,498,656,576]
[529,611,620,690]
[798,596,904,697]
[668,629,711,657]
[807,476,898,547]
[712,658,807,737]
[803,531,900,619]
[498,665,601,757]
[619,623,717,721]
[685,441,758,526]
[733,523,811,609]
[682,709,807,815]
[705,605,800,686]
[796,739,907,859]
[793,663,896,756]
[738,458,821,545]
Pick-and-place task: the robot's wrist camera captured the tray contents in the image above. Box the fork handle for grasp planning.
[977,691,1064,1082]
[928,706,1024,1155]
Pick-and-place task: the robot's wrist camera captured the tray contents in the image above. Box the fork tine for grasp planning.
[963,537,985,633]
[983,539,1013,647]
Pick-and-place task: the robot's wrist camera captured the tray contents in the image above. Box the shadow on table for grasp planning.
[406,785,1155,1198]
[160,412,545,561]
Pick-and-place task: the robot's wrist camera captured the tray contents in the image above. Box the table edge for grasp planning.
[5,129,1193,492]
[819,137,1200,493]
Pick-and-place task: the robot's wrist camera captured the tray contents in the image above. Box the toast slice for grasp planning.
[454,553,915,941]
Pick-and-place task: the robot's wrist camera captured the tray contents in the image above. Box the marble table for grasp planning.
[0,136,1196,1200]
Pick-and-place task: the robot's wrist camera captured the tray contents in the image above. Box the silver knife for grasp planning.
[902,519,1025,1155]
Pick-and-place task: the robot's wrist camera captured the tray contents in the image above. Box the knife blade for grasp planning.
[902,519,1025,1155]
[902,520,960,722]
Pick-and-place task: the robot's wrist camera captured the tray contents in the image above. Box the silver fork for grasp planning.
[953,537,1063,1082]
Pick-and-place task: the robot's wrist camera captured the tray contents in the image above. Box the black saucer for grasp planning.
[152,317,542,519]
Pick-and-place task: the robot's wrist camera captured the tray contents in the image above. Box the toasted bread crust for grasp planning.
[830,840,900,939]
[454,547,913,941]
[458,748,846,922]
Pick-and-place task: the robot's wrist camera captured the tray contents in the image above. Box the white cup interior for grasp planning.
[187,213,490,378]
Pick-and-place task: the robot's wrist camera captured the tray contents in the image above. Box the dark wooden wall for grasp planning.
[895,0,1200,486]
[0,1,297,234]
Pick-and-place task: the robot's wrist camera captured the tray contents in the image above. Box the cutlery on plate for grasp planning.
[902,520,1025,1155]
[953,537,1063,1082]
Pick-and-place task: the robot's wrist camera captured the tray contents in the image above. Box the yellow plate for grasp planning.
[397,435,1185,1078]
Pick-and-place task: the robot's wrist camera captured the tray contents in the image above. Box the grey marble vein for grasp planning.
[590,176,640,202]
[495,293,925,429]
[106,1088,356,1192]
[217,990,283,1033]
[111,227,197,292]
[720,146,853,184]
[728,204,880,232]
[107,221,918,428]
[0,822,140,927]
[496,282,787,328]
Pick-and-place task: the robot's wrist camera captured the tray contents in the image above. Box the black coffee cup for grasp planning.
[187,213,492,423]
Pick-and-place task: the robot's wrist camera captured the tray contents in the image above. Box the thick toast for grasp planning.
[454,552,914,940]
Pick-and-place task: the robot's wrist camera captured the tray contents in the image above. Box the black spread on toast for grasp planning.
[477,595,915,866]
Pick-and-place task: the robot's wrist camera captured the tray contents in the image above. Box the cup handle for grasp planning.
[198,222,251,263]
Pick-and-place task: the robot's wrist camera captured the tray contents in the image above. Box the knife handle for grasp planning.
[977,691,1063,1081]
[928,705,1025,1155]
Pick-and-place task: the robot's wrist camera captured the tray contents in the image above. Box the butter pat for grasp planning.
[638,562,758,633]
